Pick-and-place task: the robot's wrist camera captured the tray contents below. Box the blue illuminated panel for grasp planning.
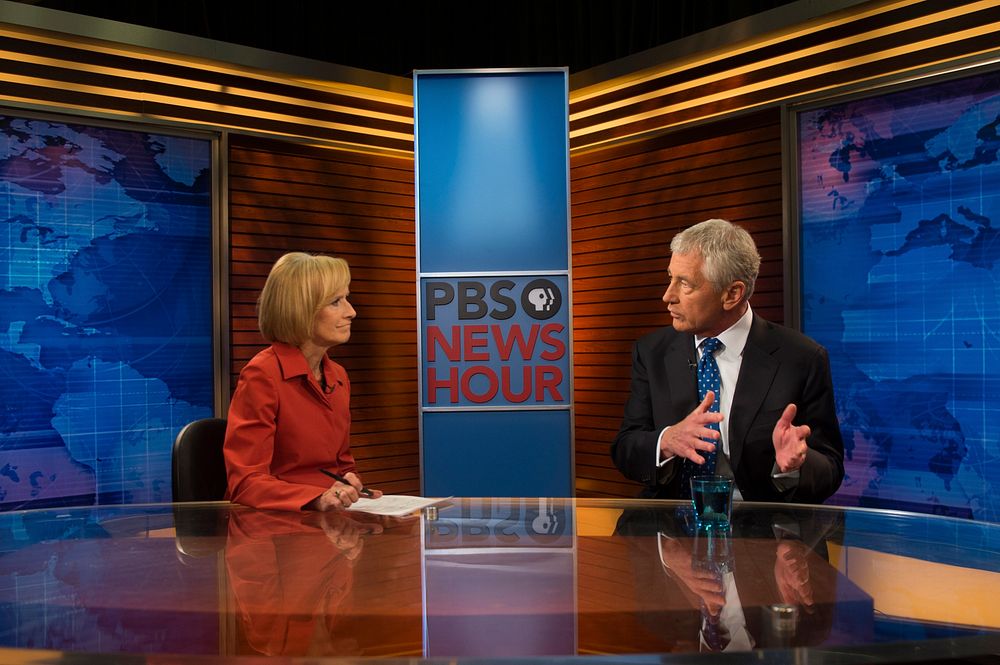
[422,410,572,497]
[416,71,568,273]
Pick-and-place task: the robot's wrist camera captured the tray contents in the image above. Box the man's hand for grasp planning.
[773,404,811,472]
[659,391,724,464]
[774,540,814,610]
[659,535,725,616]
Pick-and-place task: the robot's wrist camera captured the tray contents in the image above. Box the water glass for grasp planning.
[690,475,734,531]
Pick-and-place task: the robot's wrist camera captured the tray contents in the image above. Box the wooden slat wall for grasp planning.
[571,109,783,498]
[229,135,419,495]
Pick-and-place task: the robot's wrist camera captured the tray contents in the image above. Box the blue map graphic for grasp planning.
[799,72,1000,521]
[0,116,213,509]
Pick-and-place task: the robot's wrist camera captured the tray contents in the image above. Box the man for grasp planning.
[612,219,843,502]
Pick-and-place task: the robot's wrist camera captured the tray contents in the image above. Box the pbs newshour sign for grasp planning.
[421,276,569,406]
[415,69,572,497]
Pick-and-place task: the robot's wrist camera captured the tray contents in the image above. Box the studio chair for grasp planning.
[171,417,228,502]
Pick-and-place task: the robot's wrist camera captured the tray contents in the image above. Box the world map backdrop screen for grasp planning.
[0,115,214,510]
[798,69,1000,522]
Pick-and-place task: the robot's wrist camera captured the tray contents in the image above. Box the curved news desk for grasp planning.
[0,498,996,663]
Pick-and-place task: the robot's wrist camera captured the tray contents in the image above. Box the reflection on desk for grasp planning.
[225,509,406,657]
[613,505,854,653]
[0,498,997,664]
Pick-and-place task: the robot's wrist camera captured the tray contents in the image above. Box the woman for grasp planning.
[224,252,381,511]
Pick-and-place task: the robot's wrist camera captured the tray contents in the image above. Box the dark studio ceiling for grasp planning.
[8,0,802,78]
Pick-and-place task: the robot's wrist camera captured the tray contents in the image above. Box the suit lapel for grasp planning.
[729,316,780,471]
[664,332,698,416]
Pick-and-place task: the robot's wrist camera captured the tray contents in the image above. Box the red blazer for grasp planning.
[224,342,356,511]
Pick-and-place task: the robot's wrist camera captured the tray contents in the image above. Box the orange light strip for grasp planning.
[568,1,1000,152]
[572,20,1000,141]
[0,26,413,107]
[0,71,413,142]
[0,48,412,125]
[570,0,983,104]
[0,92,414,157]
[572,4,996,123]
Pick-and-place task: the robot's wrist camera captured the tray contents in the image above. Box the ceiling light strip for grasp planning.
[569,0,928,102]
[0,50,413,125]
[570,48,1000,153]
[570,21,1000,140]
[570,4,999,122]
[0,25,413,106]
[0,72,413,142]
[570,0,993,105]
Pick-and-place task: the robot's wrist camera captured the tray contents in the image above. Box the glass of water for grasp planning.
[690,475,734,531]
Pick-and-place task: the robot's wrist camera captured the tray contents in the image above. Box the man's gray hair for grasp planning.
[670,218,760,300]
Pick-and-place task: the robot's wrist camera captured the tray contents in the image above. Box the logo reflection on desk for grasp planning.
[423,498,575,658]
[425,497,570,547]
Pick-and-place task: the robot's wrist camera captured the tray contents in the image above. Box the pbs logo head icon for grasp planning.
[520,278,562,321]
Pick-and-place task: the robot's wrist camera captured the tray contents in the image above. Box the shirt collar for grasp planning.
[695,304,753,357]
[271,342,310,379]
[271,341,341,385]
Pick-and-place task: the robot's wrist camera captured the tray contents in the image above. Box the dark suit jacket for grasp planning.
[612,314,844,503]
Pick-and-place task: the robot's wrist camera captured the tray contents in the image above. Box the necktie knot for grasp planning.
[701,337,722,357]
[698,338,722,408]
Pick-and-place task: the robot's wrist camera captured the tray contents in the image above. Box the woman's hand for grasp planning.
[314,480,358,511]
[317,512,384,560]
[310,472,382,511]
[339,471,383,500]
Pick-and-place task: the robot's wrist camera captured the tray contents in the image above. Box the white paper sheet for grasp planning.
[345,495,451,517]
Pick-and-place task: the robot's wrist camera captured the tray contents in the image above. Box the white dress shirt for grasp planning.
[693,304,754,460]
[656,304,753,465]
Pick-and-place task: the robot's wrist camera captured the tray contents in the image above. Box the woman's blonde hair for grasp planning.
[257,253,351,345]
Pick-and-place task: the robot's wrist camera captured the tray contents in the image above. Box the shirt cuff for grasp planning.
[771,463,800,491]
[655,426,675,467]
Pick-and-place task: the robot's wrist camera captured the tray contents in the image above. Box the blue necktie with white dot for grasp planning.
[680,337,723,497]
[697,337,723,476]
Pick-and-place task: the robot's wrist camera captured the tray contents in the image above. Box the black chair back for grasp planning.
[171,417,228,502]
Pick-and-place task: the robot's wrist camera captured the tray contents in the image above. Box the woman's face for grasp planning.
[311,287,355,348]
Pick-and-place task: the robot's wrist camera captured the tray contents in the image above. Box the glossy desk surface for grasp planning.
[0,498,997,664]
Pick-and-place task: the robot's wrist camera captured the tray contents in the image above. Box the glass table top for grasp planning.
[0,498,997,663]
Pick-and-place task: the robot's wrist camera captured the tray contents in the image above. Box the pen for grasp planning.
[319,469,374,498]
